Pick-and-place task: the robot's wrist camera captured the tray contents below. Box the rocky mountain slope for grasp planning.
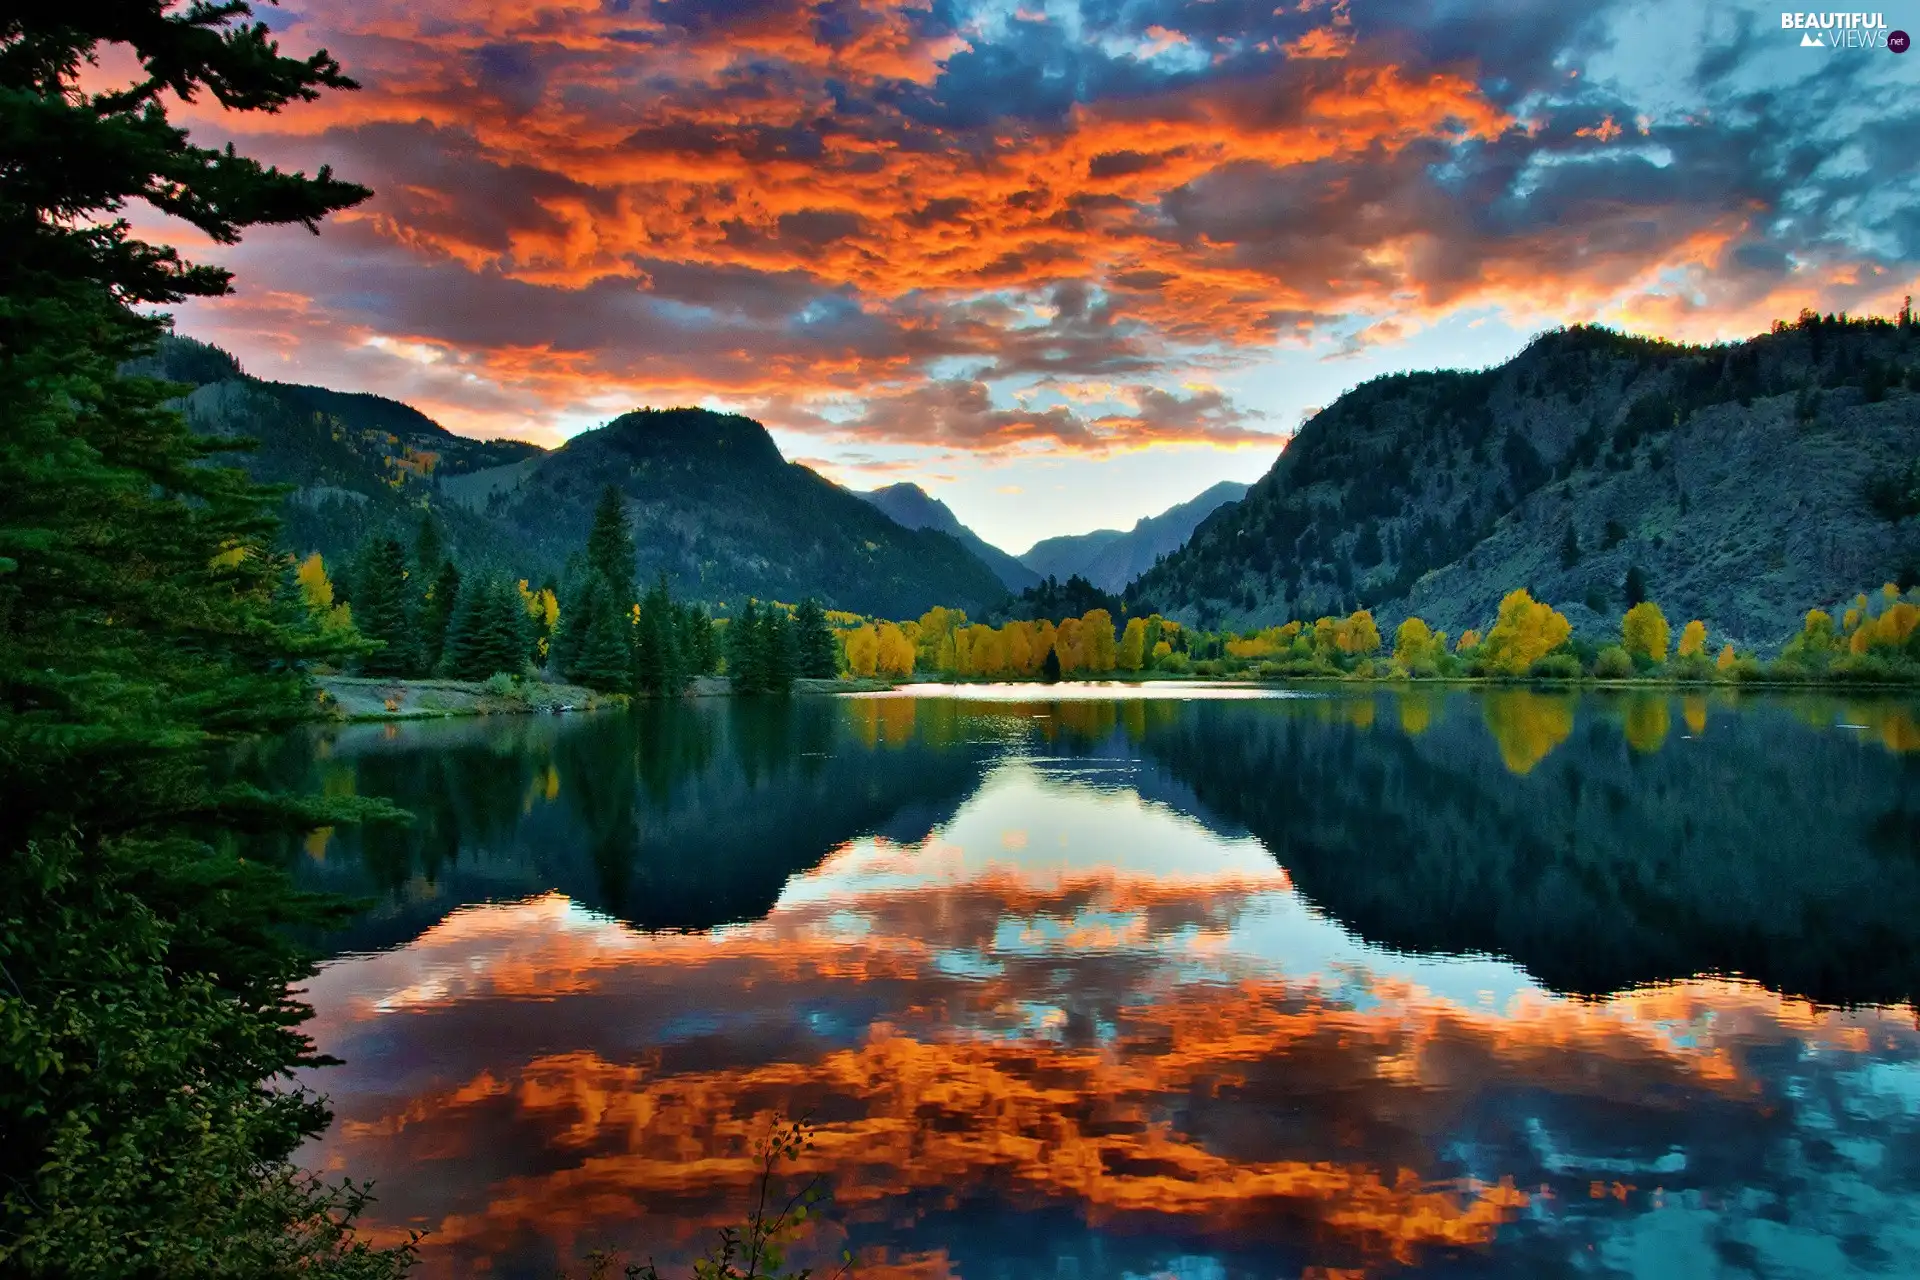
[858,483,1040,591]
[1129,319,1920,645]
[454,409,1011,616]
[1021,480,1248,593]
[143,335,1013,616]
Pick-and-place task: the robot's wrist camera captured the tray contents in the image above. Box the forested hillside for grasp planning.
[147,337,1012,616]
[1129,317,1920,644]
[460,409,1011,617]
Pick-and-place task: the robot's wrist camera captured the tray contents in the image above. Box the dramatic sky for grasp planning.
[155,0,1919,551]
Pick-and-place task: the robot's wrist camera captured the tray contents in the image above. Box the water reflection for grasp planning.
[272,689,1920,1279]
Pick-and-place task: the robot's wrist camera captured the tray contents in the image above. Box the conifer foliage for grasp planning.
[0,4,412,1275]
[351,537,420,676]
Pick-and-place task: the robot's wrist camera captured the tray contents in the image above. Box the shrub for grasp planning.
[1593,646,1634,679]
[482,671,519,698]
[1667,654,1715,683]
[1529,653,1584,679]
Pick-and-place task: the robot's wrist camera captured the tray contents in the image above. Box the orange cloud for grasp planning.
[148,0,1920,449]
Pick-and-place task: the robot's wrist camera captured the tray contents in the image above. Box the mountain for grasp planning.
[139,336,543,567]
[460,409,1012,616]
[1128,319,1920,645]
[1019,481,1248,592]
[144,335,1013,617]
[858,483,1040,591]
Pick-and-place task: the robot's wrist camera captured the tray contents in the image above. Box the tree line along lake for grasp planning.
[239,683,1920,1280]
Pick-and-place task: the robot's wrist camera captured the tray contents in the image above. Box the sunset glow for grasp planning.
[154,0,1920,546]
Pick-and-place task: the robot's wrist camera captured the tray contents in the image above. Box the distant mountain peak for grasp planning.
[1017,480,1250,593]
[858,483,1037,592]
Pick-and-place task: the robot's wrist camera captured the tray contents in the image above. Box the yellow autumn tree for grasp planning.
[1621,601,1670,664]
[1478,590,1571,675]
[1717,642,1736,671]
[1335,609,1382,657]
[1032,620,1058,672]
[1151,639,1172,664]
[1082,609,1117,671]
[295,552,353,633]
[1676,618,1706,659]
[1456,628,1481,652]
[876,622,916,676]
[1116,617,1148,671]
[845,625,880,677]
[968,623,1005,676]
[1054,617,1086,673]
[1004,620,1034,674]
[1393,616,1441,672]
[916,606,966,670]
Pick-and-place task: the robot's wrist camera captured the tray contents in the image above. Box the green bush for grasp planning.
[1667,654,1715,683]
[1528,653,1584,679]
[1593,645,1634,679]
[481,671,519,698]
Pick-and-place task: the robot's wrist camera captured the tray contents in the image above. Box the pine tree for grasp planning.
[351,537,421,676]
[728,600,768,693]
[413,510,447,584]
[634,573,686,696]
[765,608,797,693]
[420,559,462,672]
[0,3,412,1273]
[1042,646,1064,682]
[1624,563,1650,608]
[441,576,533,681]
[585,485,636,604]
[679,602,720,675]
[566,575,634,693]
[793,597,838,678]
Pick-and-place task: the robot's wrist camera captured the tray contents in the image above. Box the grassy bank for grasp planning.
[319,673,906,718]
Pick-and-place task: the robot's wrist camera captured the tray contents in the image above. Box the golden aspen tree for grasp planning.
[1033,619,1058,670]
[1621,601,1670,664]
[1677,618,1707,659]
[1056,617,1086,673]
[1337,609,1382,657]
[845,624,880,677]
[1480,589,1572,674]
[1004,620,1033,674]
[1083,609,1117,671]
[1717,642,1737,671]
[1393,616,1436,671]
[1117,617,1148,670]
[1457,629,1481,652]
[1312,616,1338,654]
[295,552,353,633]
[877,622,916,676]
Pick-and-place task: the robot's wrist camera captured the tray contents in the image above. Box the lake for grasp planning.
[258,685,1920,1279]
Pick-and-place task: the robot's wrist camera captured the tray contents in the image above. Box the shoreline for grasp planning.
[319,668,1918,721]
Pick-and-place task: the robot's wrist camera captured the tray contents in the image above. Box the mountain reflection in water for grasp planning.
[263,689,1920,1279]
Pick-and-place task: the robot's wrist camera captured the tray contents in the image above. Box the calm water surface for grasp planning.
[262,686,1920,1279]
